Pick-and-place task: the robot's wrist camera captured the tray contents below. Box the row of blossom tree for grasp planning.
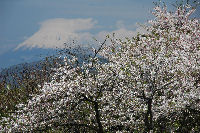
[1,1,200,132]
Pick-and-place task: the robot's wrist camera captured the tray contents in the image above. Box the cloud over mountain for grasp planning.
[16,18,147,49]
[16,18,96,49]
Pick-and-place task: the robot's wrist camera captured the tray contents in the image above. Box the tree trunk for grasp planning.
[94,102,104,133]
[144,98,153,132]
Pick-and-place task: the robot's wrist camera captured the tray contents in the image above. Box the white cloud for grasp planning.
[16,18,96,49]
[96,22,147,41]
[16,18,147,49]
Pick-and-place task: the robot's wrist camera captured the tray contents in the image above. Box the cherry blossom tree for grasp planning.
[0,1,200,132]
[100,1,200,131]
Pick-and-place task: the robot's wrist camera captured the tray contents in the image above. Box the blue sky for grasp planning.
[0,0,199,69]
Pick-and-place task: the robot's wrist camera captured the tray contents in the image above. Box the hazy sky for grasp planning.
[0,0,198,69]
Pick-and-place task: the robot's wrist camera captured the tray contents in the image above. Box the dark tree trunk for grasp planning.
[144,98,153,132]
[94,102,104,133]
[81,94,104,133]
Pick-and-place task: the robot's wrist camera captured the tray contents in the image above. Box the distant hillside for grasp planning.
[0,47,107,89]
